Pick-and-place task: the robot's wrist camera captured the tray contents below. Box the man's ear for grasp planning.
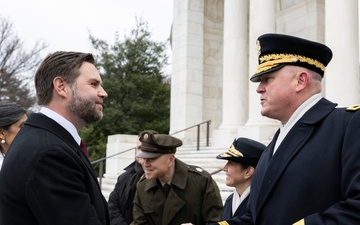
[53,76,69,97]
[169,154,176,166]
[295,71,309,92]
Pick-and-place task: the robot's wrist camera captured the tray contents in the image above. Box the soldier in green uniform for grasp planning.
[133,131,223,225]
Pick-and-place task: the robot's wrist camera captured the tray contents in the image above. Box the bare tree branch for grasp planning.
[0,15,48,109]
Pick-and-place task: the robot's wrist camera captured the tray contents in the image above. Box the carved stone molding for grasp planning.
[205,0,224,23]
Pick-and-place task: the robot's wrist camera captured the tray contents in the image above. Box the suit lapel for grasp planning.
[251,130,279,193]
[25,113,99,185]
[251,130,278,214]
[255,122,313,214]
[77,147,99,182]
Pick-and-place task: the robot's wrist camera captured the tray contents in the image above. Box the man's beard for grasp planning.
[68,87,103,124]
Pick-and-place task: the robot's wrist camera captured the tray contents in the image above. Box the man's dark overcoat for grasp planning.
[215,98,360,225]
[108,161,144,225]
[0,113,109,225]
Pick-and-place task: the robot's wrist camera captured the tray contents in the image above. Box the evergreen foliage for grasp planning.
[84,18,171,166]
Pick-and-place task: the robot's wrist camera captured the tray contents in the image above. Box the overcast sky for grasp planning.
[1,0,173,60]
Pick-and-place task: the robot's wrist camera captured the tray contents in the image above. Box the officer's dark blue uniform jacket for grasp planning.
[220,194,249,220]
[214,98,360,225]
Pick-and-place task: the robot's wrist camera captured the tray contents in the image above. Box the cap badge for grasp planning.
[228,144,243,157]
[257,40,261,57]
[144,133,149,140]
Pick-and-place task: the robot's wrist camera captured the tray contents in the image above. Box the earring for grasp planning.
[1,139,5,144]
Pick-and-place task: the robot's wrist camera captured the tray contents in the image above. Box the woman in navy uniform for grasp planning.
[216,137,265,220]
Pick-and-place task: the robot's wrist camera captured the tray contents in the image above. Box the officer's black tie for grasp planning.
[162,184,171,197]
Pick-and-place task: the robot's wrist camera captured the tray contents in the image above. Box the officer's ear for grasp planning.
[245,166,255,179]
[168,154,176,165]
[295,70,309,93]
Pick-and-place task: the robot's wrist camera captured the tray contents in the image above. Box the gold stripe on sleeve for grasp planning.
[293,218,305,225]
[218,221,230,225]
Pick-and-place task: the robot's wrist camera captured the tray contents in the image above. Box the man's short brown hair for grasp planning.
[35,51,95,105]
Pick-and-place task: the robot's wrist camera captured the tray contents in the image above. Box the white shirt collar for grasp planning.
[0,153,4,171]
[274,93,322,153]
[232,185,251,215]
[39,107,81,145]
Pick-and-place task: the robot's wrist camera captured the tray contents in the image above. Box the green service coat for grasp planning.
[133,158,223,225]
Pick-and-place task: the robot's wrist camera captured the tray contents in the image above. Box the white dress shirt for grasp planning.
[232,186,250,215]
[39,107,81,145]
[273,93,322,155]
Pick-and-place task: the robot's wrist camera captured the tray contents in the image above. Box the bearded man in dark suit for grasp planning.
[0,51,109,225]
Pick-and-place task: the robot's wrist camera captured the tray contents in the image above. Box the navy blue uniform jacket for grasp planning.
[220,193,249,220]
[215,98,360,225]
[0,113,109,225]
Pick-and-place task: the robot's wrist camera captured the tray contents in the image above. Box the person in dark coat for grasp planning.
[212,33,360,225]
[108,130,158,225]
[0,101,27,170]
[0,51,109,225]
[133,131,223,225]
[216,137,265,220]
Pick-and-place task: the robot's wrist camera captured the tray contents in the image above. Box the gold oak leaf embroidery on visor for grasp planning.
[257,53,326,74]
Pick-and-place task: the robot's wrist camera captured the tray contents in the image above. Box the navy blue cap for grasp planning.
[216,137,266,168]
[250,33,333,82]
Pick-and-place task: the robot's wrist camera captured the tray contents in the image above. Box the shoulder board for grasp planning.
[187,165,205,174]
[346,104,360,111]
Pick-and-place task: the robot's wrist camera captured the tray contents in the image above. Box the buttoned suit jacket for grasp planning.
[0,113,109,225]
[215,98,360,225]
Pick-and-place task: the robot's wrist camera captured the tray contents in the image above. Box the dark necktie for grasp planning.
[80,140,89,158]
[162,184,171,197]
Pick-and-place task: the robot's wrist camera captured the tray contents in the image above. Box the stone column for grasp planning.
[169,0,205,144]
[325,0,360,106]
[212,0,249,147]
[242,0,278,143]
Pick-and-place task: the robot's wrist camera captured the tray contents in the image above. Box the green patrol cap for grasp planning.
[136,131,183,158]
